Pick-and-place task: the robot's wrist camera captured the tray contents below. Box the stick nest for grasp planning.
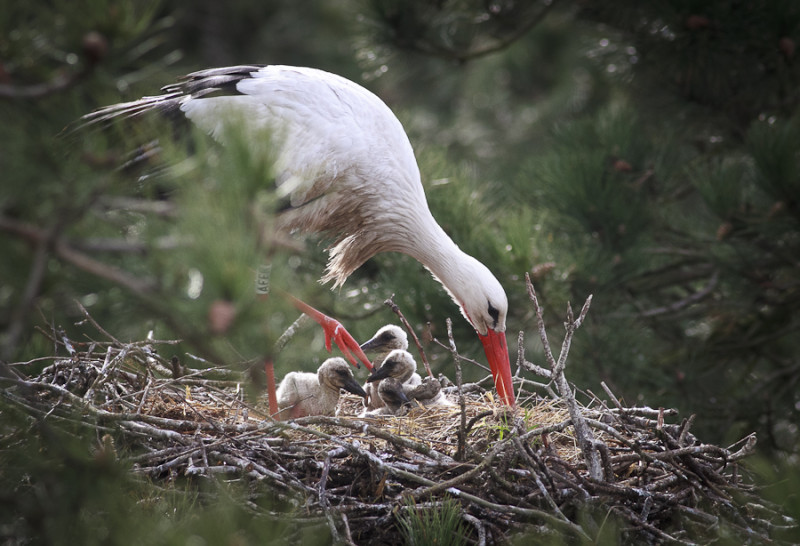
[7,331,794,546]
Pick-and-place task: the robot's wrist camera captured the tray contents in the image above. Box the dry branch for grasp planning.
[525,273,604,481]
[384,294,433,378]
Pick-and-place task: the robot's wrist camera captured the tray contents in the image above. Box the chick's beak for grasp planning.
[342,377,368,398]
[366,364,392,383]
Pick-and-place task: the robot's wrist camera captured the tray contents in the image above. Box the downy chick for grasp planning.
[276,357,366,419]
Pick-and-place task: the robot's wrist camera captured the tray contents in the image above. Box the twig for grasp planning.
[517,330,552,380]
[384,295,433,378]
[0,215,156,296]
[75,300,122,344]
[0,67,88,99]
[340,513,357,546]
[273,313,313,355]
[525,273,604,481]
[462,513,486,546]
[446,318,467,461]
[600,381,624,412]
[318,451,340,543]
[0,222,53,362]
[512,437,570,522]
[430,333,491,373]
[393,1,556,63]
[639,270,719,318]
[292,416,454,464]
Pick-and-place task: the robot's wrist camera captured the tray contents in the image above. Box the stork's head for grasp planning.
[360,324,409,353]
[366,349,418,384]
[449,256,515,407]
[318,357,368,398]
[377,377,411,411]
[452,256,508,337]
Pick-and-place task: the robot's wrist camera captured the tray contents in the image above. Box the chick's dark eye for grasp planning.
[487,301,499,327]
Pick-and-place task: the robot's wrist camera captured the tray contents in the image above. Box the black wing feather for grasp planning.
[82,64,268,126]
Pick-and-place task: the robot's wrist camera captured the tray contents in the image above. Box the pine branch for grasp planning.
[379,0,559,63]
[638,270,719,318]
[0,215,156,296]
[0,68,87,100]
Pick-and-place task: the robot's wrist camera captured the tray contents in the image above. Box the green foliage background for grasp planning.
[1,0,799,543]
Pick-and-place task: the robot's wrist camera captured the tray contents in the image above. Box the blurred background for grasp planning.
[1,0,799,543]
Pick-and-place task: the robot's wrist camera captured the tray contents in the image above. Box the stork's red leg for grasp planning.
[258,288,281,418]
[264,358,280,417]
[287,294,373,370]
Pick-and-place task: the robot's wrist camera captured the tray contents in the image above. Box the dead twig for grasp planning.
[446,318,468,462]
[525,273,604,481]
[384,295,433,378]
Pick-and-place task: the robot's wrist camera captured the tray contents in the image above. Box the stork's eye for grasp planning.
[487,301,499,328]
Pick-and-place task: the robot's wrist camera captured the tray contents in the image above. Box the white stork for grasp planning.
[85,65,515,406]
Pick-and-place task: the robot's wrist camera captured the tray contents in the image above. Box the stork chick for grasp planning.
[360,325,410,407]
[360,378,411,417]
[276,357,366,419]
[364,349,421,411]
[360,324,408,363]
[407,377,453,408]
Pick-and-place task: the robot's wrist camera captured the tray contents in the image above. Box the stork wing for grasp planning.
[84,65,429,283]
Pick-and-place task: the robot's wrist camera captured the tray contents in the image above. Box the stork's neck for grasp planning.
[403,220,475,306]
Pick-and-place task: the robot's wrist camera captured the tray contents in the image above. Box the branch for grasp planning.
[525,273,604,481]
[638,270,719,318]
[389,1,558,63]
[0,215,156,295]
[446,318,467,461]
[0,69,86,100]
[0,221,53,362]
[384,295,433,378]
[517,330,552,380]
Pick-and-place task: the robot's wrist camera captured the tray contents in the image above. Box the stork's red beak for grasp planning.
[478,329,516,407]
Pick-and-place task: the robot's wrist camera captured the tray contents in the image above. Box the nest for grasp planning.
[6,327,794,546]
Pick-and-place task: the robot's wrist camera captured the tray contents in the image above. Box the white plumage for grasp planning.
[275,357,366,419]
[86,65,515,406]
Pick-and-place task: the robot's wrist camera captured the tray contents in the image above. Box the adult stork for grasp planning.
[85,65,515,407]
